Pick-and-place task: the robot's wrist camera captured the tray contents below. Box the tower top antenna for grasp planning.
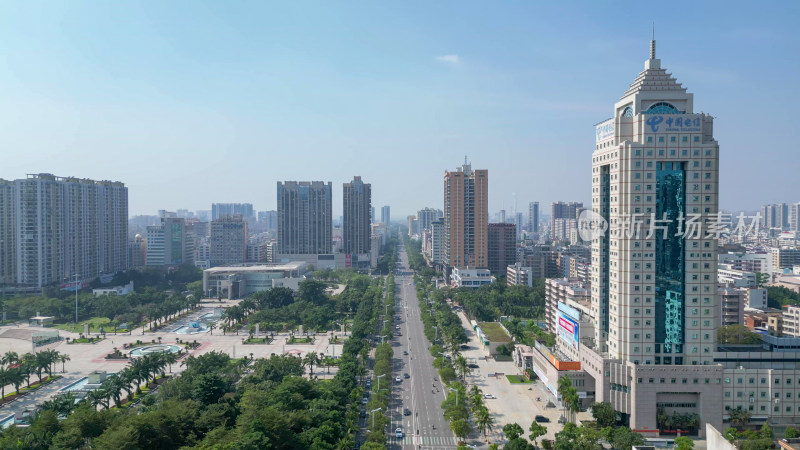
[650,23,656,59]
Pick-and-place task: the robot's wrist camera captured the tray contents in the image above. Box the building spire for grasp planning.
[650,23,656,59]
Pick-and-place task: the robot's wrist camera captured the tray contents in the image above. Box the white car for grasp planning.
[395,428,403,438]
[483,393,495,399]
[395,376,402,382]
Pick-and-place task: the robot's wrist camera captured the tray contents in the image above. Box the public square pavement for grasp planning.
[0,300,345,417]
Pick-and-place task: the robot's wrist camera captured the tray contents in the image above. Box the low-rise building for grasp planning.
[718,265,757,288]
[507,263,533,287]
[202,262,309,299]
[92,281,134,296]
[719,288,745,326]
[451,267,494,289]
[545,278,590,334]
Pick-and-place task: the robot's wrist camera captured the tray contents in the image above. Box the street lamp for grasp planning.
[433,326,439,342]
[72,274,79,324]
[448,387,459,406]
[370,407,383,429]
[376,373,386,392]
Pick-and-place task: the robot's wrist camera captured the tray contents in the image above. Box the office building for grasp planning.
[514,212,524,239]
[146,215,194,266]
[4,174,128,288]
[451,267,494,289]
[407,216,417,236]
[718,252,772,274]
[773,248,800,273]
[582,38,723,436]
[417,207,444,234]
[203,262,309,299]
[718,265,757,288]
[488,223,516,276]
[443,161,488,270]
[210,215,248,267]
[343,176,372,263]
[258,210,278,233]
[381,205,391,225]
[551,201,583,235]
[276,181,332,255]
[212,203,254,221]
[529,201,540,233]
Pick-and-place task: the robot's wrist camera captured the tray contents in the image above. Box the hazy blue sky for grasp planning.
[1,1,798,218]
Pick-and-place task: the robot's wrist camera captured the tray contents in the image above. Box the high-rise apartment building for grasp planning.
[762,203,790,230]
[212,203,254,221]
[381,205,391,225]
[417,207,444,234]
[488,223,516,276]
[550,201,583,234]
[528,201,539,233]
[0,180,16,285]
[343,176,372,256]
[584,38,722,435]
[277,181,332,254]
[430,219,445,266]
[3,174,128,287]
[210,215,248,267]
[443,161,488,270]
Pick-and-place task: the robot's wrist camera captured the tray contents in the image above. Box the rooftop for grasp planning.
[204,262,307,274]
[478,322,511,343]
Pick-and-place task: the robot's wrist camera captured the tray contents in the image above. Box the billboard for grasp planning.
[557,311,580,351]
[595,119,615,142]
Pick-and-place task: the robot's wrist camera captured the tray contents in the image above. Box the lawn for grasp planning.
[288,336,314,344]
[478,322,511,343]
[53,317,112,334]
[243,337,274,345]
[506,374,535,384]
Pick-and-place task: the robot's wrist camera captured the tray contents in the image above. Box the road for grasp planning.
[385,243,457,449]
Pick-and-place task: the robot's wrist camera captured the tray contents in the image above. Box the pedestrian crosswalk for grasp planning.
[385,435,458,447]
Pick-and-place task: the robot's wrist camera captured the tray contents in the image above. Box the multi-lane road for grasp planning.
[384,244,457,449]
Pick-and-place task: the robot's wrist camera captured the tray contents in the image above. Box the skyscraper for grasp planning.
[146,214,195,266]
[488,223,516,276]
[584,37,721,434]
[343,176,371,256]
[210,214,248,266]
[550,201,583,234]
[528,201,539,233]
[8,174,128,287]
[381,205,391,225]
[0,180,16,285]
[277,181,332,255]
[212,203,254,221]
[416,207,444,233]
[443,161,488,270]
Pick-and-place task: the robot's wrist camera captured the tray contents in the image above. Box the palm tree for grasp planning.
[21,354,34,388]
[454,355,471,383]
[303,352,320,375]
[162,351,179,373]
[2,351,19,368]
[59,353,71,373]
[0,367,8,401]
[475,407,494,442]
[8,368,24,396]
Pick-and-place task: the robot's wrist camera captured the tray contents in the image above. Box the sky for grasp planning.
[1,1,798,219]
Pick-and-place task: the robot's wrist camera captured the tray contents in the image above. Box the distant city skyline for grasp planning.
[1,2,798,217]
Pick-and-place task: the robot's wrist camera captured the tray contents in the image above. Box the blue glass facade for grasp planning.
[655,162,685,361]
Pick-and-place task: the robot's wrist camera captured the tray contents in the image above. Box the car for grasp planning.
[403,373,409,379]
[362,397,368,404]
[403,351,408,355]
[395,325,400,330]
[395,376,402,382]
[359,410,366,418]
[467,363,479,368]
[395,428,403,438]
[403,408,411,416]
[534,415,550,423]
[483,393,495,399]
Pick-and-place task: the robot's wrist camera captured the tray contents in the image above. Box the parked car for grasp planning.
[403,373,410,379]
[361,397,368,404]
[395,376,402,382]
[483,393,495,399]
[403,350,408,355]
[403,408,411,416]
[535,415,550,423]
[467,363,479,368]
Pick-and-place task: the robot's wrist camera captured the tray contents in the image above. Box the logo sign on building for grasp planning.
[557,311,580,351]
[644,114,703,133]
[595,119,615,142]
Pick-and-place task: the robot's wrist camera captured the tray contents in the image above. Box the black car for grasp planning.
[403,408,411,416]
[403,373,410,379]
[534,415,550,423]
[403,351,408,355]
[467,363,479,368]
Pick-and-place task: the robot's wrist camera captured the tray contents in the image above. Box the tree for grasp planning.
[717,325,762,345]
[786,427,800,438]
[609,427,646,450]
[759,422,773,440]
[474,407,494,442]
[591,401,617,428]
[674,436,695,450]
[725,427,740,442]
[729,408,752,429]
[503,423,525,441]
[454,355,471,383]
[59,353,71,373]
[303,352,320,375]
[558,375,580,422]
[450,418,471,442]
[528,421,547,447]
